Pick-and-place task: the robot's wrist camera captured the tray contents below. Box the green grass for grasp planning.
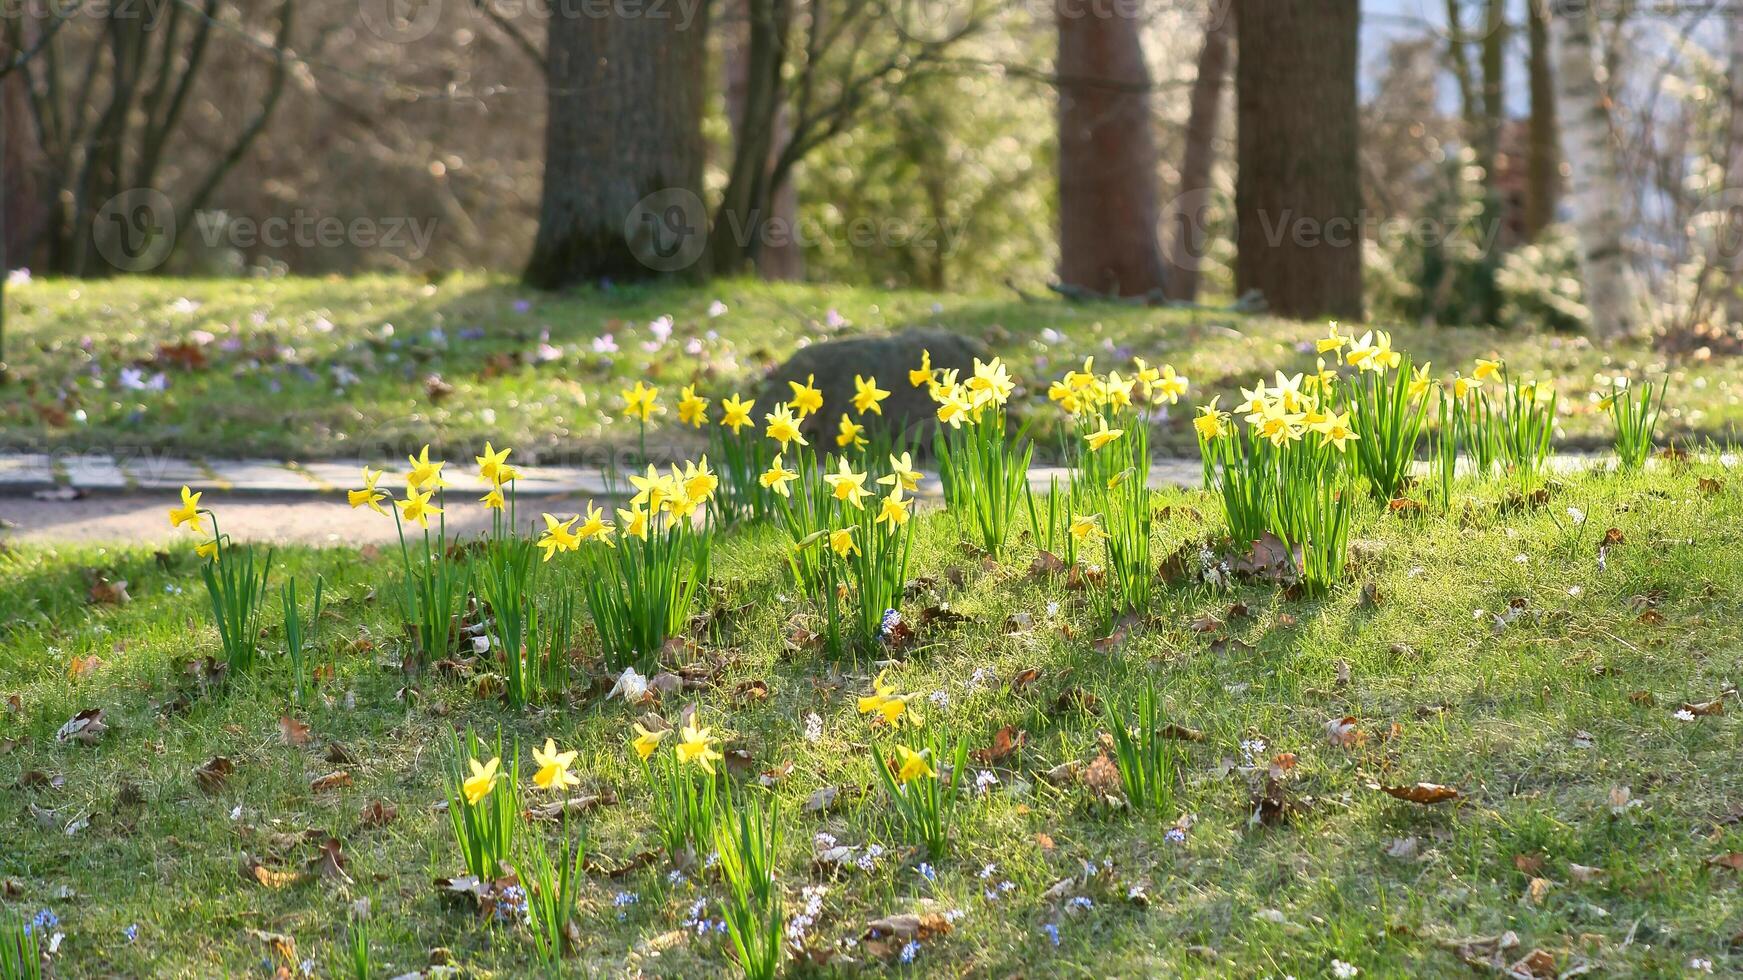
[4,274,1738,462]
[2,461,1740,976]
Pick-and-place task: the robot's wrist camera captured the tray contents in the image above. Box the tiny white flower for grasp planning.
[471,634,491,655]
[1567,506,1586,525]
[1331,959,1360,979]
[1513,554,1529,565]
[1675,709,1696,722]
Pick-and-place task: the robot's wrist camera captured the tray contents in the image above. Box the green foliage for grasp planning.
[645,745,717,863]
[328,911,372,980]
[935,406,1034,559]
[445,729,520,880]
[574,511,711,675]
[0,914,42,980]
[1104,680,1179,816]
[1605,376,1668,470]
[280,574,324,706]
[517,822,587,965]
[872,727,969,857]
[714,791,784,980]
[200,528,272,673]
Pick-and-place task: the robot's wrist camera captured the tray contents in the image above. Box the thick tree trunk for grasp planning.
[719,0,802,280]
[1163,2,1232,303]
[1524,0,1558,239]
[1056,1,1167,298]
[1234,0,1362,321]
[524,5,711,288]
[1549,0,1637,339]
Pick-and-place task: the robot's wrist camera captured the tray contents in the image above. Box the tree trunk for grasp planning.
[1725,3,1743,328]
[1234,0,1362,321]
[1163,1,1232,303]
[524,5,712,288]
[1524,0,1558,239]
[1549,0,1637,339]
[1056,0,1167,298]
[719,0,802,280]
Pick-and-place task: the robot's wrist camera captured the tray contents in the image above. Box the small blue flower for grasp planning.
[899,940,920,964]
[125,923,139,943]
[878,608,903,639]
[1041,923,1061,947]
[1164,827,1187,844]
[915,862,936,883]
[1068,896,1094,911]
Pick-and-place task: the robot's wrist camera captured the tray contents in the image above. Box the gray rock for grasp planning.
[761,328,989,441]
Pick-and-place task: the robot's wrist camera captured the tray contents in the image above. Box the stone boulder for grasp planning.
[760,327,990,441]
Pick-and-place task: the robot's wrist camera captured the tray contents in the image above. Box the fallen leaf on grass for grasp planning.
[241,855,306,889]
[972,726,1028,765]
[1680,698,1726,717]
[1526,876,1552,905]
[1513,853,1546,875]
[1008,667,1042,693]
[1383,837,1420,860]
[1027,551,1067,577]
[194,756,235,793]
[1511,948,1558,978]
[308,838,353,882]
[1189,613,1222,634]
[17,770,63,791]
[67,655,104,679]
[1325,716,1364,749]
[1034,832,1056,851]
[1376,782,1462,805]
[1159,722,1205,742]
[278,716,312,746]
[1707,853,1743,871]
[55,708,108,744]
[731,679,770,704]
[88,577,130,605]
[310,771,353,792]
[525,792,616,821]
[360,800,398,827]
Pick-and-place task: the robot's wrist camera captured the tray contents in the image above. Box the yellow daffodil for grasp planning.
[935,386,972,427]
[677,384,710,427]
[1318,321,1349,354]
[1409,362,1434,399]
[1473,357,1504,382]
[616,504,650,541]
[1257,403,1305,447]
[196,539,220,562]
[1048,379,1083,415]
[621,380,662,422]
[1085,418,1124,452]
[532,738,580,791]
[968,357,1014,405]
[1236,383,1271,423]
[1345,331,1378,371]
[630,723,668,760]
[406,445,447,491]
[169,485,205,532]
[1452,374,1483,400]
[875,484,911,530]
[680,457,717,505]
[824,458,871,509]
[829,526,859,558]
[1152,364,1189,404]
[857,670,917,727]
[894,745,936,784]
[852,375,891,415]
[1104,371,1134,410]
[909,349,934,387]
[348,467,388,515]
[475,442,511,484]
[1271,371,1305,411]
[629,463,677,512]
[1303,357,1336,396]
[1194,398,1229,440]
[399,487,442,528]
[675,723,723,774]
[788,373,824,417]
[1069,513,1106,543]
[537,512,580,561]
[760,453,799,497]
[1311,410,1361,450]
[1132,357,1161,400]
[462,756,500,806]
[1370,330,1401,371]
[575,501,614,544]
[836,413,867,449]
[765,404,808,449]
[480,485,506,511]
[720,393,755,433]
[877,452,922,493]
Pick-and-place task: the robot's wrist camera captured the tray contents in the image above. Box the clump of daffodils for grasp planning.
[925,354,1031,558]
[168,486,272,672]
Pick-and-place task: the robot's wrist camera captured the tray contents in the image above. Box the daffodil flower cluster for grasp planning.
[631,716,723,860]
[167,485,272,671]
[923,354,1032,558]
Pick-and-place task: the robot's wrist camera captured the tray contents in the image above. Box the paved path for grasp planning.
[0,450,1608,545]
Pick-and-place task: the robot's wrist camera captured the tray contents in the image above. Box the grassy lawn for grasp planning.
[4,274,1739,462]
[2,461,1740,976]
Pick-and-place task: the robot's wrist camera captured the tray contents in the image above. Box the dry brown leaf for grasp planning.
[88,577,130,605]
[67,655,105,679]
[55,707,109,744]
[971,725,1028,765]
[194,756,235,793]
[241,855,306,890]
[310,770,353,792]
[278,716,312,746]
[1377,782,1462,805]
[360,800,398,828]
[1325,716,1364,749]
[307,838,353,882]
